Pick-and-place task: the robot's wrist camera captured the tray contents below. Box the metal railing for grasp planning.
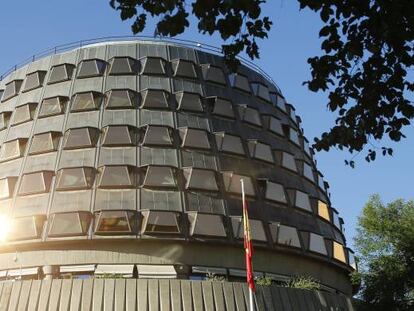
[0,35,281,93]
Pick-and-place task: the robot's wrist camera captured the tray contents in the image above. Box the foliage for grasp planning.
[109,0,272,71]
[205,272,226,282]
[255,275,273,286]
[283,275,320,291]
[110,0,414,164]
[354,195,414,310]
[95,273,125,279]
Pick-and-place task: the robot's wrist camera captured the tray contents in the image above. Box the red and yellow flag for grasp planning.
[242,182,255,292]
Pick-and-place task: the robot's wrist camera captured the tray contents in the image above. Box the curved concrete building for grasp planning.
[0,39,356,310]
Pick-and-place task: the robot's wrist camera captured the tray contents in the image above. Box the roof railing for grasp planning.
[0,35,281,94]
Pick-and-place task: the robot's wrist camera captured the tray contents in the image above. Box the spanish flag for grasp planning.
[242,180,256,292]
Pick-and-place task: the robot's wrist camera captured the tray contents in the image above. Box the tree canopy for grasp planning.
[110,0,414,164]
[353,195,414,310]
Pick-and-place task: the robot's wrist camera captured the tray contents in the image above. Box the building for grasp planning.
[0,39,356,310]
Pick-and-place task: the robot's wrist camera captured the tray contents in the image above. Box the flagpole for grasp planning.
[241,179,255,311]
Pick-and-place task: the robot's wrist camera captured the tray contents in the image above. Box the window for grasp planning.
[11,103,37,126]
[98,165,136,188]
[0,111,12,130]
[108,57,139,75]
[238,105,262,127]
[289,128,300,146]
[281,152,297,172]
[270,93,287,112]
[333,241,346,263]
[18,171,54,196]
[55,167,95,190]
[228,73,251,93]
[141,210,181,235]
[71,92,102,112]
[231,217,267,241]
[303,162,315,183]
[179,127,210,150]
[207,97,235,119]
[187,212,227,237]
[318,201,330,222]
[183,167,218,192]
[77,59,106,78]
[0,90,3,101]
[105,89,136,109]
[63,127,100,149]
[175,92,203,112]
[295,190,312,212]
[171,59,197,79]
[201,64,226,85]
[288,105,297,123]
[102,125,137,146]
[348,249,357,270]
[273,224,301,248]
[39,96,68,118]
[141,165,177,189]
[215,132,245,155]
[185,192,225,214]
[2,80,23,102]
[139,89,170,109]
[0,138,28,161]
[247,140,274,163]
[317,173,325,190]
[140,56,166,75]
[309,232,328,255]
[9,215,45,241]
[303,139,312,157]
[141,189,181,211]
[48,63,75,84]
[251,82,271,102]
[332,210,341,229]
[258,179,287,204]
[264,115,284,136]
[222,172,255,196]
[140,125,173,146]
[29,131,61,155]
[47,212,92,237]
[0,176,17,199]
[23,71,46,92]
[94,210,137,235]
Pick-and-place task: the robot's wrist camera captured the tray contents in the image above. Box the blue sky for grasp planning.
[0,1,412,248]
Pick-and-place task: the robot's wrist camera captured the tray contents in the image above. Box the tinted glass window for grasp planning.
[222,172,255,196]
[303,163,315,182]
[282,152,297,172]
[95,210,137,234]
[0,112,11,130]
[2,80,23,101]
[141,126,173,146]
[98,165,135,188]
[185,192,225,214]
[266,116,284,136]
[142,166,177,188]
[175,92,203,112]
[318,201,330,221]
[77,59,106,78]
[48,212,91,237]
[109,57,138,75]
[188,212,227,237]
[39,96,67,118]
[48,64,75,84]
[0,139,27,161]
[140,89,170,109]
[140,57,166,75]
[276,224,301,248]
[238,106,262,127]
[201,65,226,85]
[56,167,95,190]
[264,181,287,203]
[63,127,99,149]
[295,190,312,212]
[183,168,218,192]
[215,133,245,155]
[171,59,197,79]
[19,171,53,195]
[106,89,136,109]
[11,103,37,126]
[71,92,101,112]
[333,241,346,263]
[23,71,46,92]
[229,74,251,93]
[209,97,234,119]
[141,210,181,234]
[289,128,300,146]
[29,132,60,155]
[248,141,274,163]
[179,128,210,150]
[0,177,17,199]
[309,233,327,255]
[251,82,271,102]
[232,217,266,241]
[10,216,44,241]
[102,125,135,146]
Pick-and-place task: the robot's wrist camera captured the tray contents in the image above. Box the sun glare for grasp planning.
[0,214,11,242]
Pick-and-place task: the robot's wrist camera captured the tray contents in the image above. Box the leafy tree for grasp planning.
[353,195,414,310]
[109,1,413,163]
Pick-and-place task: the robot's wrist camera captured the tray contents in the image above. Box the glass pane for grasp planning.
[1,139,23,161]
[103,126,133,146]
[289,129,300,145]
[96,211,135,233]
[140,89,169,109]
[39,97,65,118]
[295,190,312,212]
[72,93,99,111]
[239,106,262,126]
[0,177,15,199]
[248,141,273,163]
[211,97,234,118]
[172,59,197,78]
[19,172,51,195]
[23,72,45,91]
[333,241,346,263]
[282,153,297,172]
[265,182,287,203]
[189,213,227,237]
[0,112,11,130]
[309,233,327,255]
[141,57,165,75]
[57,167,93,190]
[215,133,245,155]
[49,213,89,236]
[99,166,133,188]
[180,128,210,150]
[222,172,255,196]
[10,216,41,240]
[333,211,341,229]
[109,57,136,75]
[106,90,134,109]
[202,65,226,85]
[185,192,225,214]
[64,128,96,149]
[303,163,314,182]
[143,211,180,234]
[30,132,54,154]
[12,104,33,125]
[268,116,284,136]
[318,201,330,221]
[229,74,251,92]
[143,166,176,188]
[2,80,22,101]
[184,168,218,191]
[277,225,301,248]
[142,126,173,146]
[176,92,203,112]
[78,60,105,78]
[49,64,73,84]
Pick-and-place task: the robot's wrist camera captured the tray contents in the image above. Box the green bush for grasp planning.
[283,275,320,291]
[255,276,273,286]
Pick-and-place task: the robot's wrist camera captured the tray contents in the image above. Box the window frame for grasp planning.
[0,138,28,162]
[97,165,137,189]
[63,127,100,150]
[47,211,92,238]
[11,102,37,126]
[55,166,95,191]
[1,80,23,102]
[140,210,182,235]
[183,167,219,192]
[48,63,75,85]
[214,132,245,156]
[206,96,235,119]
[102,125,137,147]
[38,96,68,118]
[139,88,170,110]
[171,58,198,79]
[22,71,47,92]
[139,56,167,75]
[77,59,107,78]
[105,89,137,109]
[94,209,138,235]
[71,91,102,112]
[179,127,211,150]
[139,125,174,147]
[18,170,54,196]
[140,165,178,189]
[174,91,204,112]
[108,57,139,75]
